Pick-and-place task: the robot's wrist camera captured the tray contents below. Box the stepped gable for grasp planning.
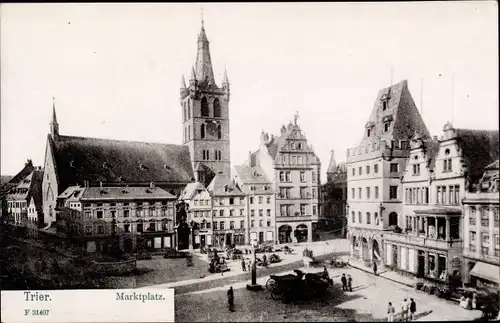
[48,134,194,189]
[360,80,430,146]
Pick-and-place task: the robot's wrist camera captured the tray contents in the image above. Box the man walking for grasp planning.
[387,302,395,322]
[241,258,246,272]
[401,298,409,322]
[347,274,353,292]
[341,273,347,291]
[227,286,235,312]
[373,261,378,276]
[409,298,416,321]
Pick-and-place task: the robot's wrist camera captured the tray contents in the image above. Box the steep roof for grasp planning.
[80,186,176,201]
[455,129,499,186]
[0,160,35,198]
[207,172,244,197]
[179,182,205,200]
[5,169,44,211]
[48,134,194,190]
[360,80,430,146]
[233,165,271,184]
[194,23,216,86]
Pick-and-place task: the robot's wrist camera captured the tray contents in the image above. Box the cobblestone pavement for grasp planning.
[173,264,482,322]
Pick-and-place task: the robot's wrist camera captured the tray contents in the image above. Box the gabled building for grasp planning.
[247,116,321,244]
[42,99,194,228]
[347,80,430,267]
[233,164,276,244]
[180,20,231,187]
[179,182,213,248]
[321,149,347,234]
[0,160,36,219]
[5,168,44,236]
[207,171,247,248]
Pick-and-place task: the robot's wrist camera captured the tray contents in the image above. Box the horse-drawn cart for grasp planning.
[265,269,332,303]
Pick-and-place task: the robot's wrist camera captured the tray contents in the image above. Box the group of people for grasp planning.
[241,257,252,272]
[387,298,417,322]
[340,273,353,292]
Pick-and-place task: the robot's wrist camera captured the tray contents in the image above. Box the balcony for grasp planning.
[383,231,461,250]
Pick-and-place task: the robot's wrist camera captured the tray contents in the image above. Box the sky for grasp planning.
[1,2,498,182]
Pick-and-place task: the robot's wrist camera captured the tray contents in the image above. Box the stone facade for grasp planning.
[180,23,231,187]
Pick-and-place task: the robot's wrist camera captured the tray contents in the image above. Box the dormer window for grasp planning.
[384,123,389,132]
[367,129,371,137]
[298,143,303,150]
[445,149,450,155]
[382,101,387,111]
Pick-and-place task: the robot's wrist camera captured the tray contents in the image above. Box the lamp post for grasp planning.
[246,238,262,291]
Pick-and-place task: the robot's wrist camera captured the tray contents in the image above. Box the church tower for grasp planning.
[180,19,231,187]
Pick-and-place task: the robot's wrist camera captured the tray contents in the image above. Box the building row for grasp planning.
[346,79,499,291]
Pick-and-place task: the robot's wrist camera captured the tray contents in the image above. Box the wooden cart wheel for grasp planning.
[271,290,283,301]
[266,278,277,291]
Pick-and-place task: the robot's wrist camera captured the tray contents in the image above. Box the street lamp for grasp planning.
[246,238,262,291]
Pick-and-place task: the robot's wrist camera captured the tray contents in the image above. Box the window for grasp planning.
[259,220,263,227]
[375,186,379,199]
[358,167,362,175]
[358,188,362,199]
[351,211,355,223]
[390,163,398,173]
[481,233,489,254]
[352,168,355,176]
[366,187,371,199]
[111,210,116,218]
[213,98,221,117]
[201,97,209,117]
[366,165,370,174]
[312,205,317,215]
[443,158,452,172]
[374,164,379,173]
[367,128,371,137]
[300,187,307,198]
[217,125,222,139]
[220,221,225,230]
[481,208,489,226]
[384,123,389,132]
[297,156,303,165]
[312,188,317,198]
[366,212,371,224]
[258,196,263,204]
[389,212,398,226]
[137,223,143,232]
[201,124,205,139]
[230,221,234,229]
[240,220,244,229]
[240,209,244,216]
[300,204,307,215]
[389,186,398,199]
[267,209,271,216]
[351,188,355,199]
[382,100,387,111]
[251,220,255,228]
[229,198,234,205]
[251,210,255,217]
[85,225,93,235]
[259,209,263,217]
[266,196,271,204]
[267,221,271,227]
[230,209,235,216]
[300,171,306,182]
[374,212,379,225]
[413,164,421,175]
[358,212,362,223]
[97,211,103,219]
[219,210,224,217]
[213,222,218,230]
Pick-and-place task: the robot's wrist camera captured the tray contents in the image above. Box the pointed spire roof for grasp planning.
[194,21,215,85]
[181,75,187,89]
[190,66,197,81]
[223,68,229,85]
[51,97,58,124]
[327,150,337,174]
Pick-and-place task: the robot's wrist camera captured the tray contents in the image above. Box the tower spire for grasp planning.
[181,74,187,89]
[222,67,229,85]
[195,15,215,85]
[50,96,59,140]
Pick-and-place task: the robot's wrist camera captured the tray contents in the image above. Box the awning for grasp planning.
[470,262,500,284]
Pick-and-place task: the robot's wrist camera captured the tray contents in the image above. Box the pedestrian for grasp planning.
[347,274,353,292]
[241,258,246,272]
[227,286,235,312]
[409,298,416,321]
[341,273,347,291]
[387,302,395,322]
[401,298,409,322]
[373,261,378,276]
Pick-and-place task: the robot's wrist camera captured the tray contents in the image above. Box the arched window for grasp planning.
[217,125,222,139]
[201,97,209,117]
[201,124,205,139]
[188,125,191,141]
[213,98,221,117]
[366,212,371,224]
[182,102,186,121]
